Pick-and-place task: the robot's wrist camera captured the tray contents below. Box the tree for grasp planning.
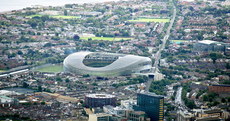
[83,74,90,77]
[226,63,230,69]
[17,50,23,55]
[23,82,29,88]
[98,42,105,47]
[80,100,84,104]
[56,77,62,82]
[92,83,98,86]
[41,101,46,105]
[187,100,196,109]
[209,53,222,63]
[73,34,80,41]
[38,86,42,92]
[64,10,68,16]
[65,78,70,83]
[221,98,226,103]
[41,15,50,22]
[228,97,230,103]
[27,19,38,28]
[213,101,220,106]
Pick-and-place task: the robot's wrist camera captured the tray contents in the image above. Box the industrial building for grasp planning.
[193,40,227,52]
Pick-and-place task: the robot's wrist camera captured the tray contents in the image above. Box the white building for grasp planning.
[193,40,226,52]
[0,96,17,107]
[88,113,111,121]
[64,51,152,76]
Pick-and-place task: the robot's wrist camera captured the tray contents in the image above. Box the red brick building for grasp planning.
[208,85,230,93]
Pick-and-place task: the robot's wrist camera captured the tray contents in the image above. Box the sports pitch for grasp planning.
[34,64,63,73]
[80,37,133,41]
[27,15,80,19]
[171,40,189,44]
[128,18,170,23]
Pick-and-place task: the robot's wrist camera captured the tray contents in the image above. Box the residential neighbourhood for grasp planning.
[0,0,229,120]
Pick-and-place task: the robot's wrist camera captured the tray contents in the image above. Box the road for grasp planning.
[145,0,177,91]
[0,69,29,77]
[175,87,182,105]
[174,86,190,111]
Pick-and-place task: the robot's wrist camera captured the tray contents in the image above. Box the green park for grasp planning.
[34,64,63,73]
[171,40,189,44]
[80,37,133,41]
[27,15,80,19]
[128,18,170,23]
[0,70,7,72]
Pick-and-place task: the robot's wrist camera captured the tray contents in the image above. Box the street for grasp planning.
[145,0,177,91]
[175,87,182,105]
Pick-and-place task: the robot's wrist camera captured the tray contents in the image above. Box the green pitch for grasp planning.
[27,15,80,19]
[34,64,63,73]
[171,40,188,44]
[52,15,80,19]
[80,37,132,41]
[128,18,170,23]
[0,70,7,72]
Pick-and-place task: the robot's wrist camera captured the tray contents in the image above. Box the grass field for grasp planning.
[52,15,80,19]
[27,15,80,19]
[171,40,188,44]
[28,14,42,18]
[34,64,63,73]
[128,18,170,23]
[80,37,133,41]
[0,70,7,72]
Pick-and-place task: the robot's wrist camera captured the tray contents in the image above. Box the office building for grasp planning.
[134,91,164,121]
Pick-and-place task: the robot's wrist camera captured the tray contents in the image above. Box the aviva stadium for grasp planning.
[63,51,152,76]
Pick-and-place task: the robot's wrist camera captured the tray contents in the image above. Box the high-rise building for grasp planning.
[134,92,164,121]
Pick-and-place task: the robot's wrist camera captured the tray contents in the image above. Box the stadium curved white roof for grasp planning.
[63,51,152,76]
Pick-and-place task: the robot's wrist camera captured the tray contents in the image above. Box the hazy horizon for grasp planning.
[0,0,121,12]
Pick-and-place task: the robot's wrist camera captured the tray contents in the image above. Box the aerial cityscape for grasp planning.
[0,0,229,121]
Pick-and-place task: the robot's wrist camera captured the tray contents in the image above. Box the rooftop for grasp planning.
[138,91,164,98]
[211,84,230,87]
[196,117,222,121]
[204,109,222,114]
[198,40,221,45]
[86,93,116,98]
[0,95,13,100]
